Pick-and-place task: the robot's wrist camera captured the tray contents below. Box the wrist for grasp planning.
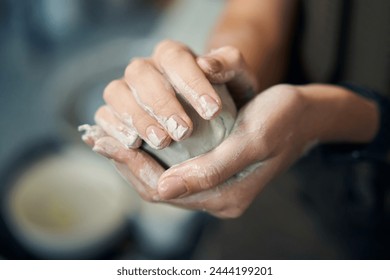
[298,84,380,145]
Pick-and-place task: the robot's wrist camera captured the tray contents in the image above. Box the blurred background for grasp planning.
[0,0,389,260]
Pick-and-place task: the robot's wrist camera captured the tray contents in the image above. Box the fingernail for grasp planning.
[199,95,220,119]
[158,176,188,199]
[93,145,113,159]
[95,115,140,149]
[166,115,190,141]
[117,125,140,148]
[146,125,169,149]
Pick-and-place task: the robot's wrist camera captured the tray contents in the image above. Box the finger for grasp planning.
[124,57,193,141]
[204,152,296,218]
[78,124,106,147]
[94,105,142,149]
[205,162,267,218]
[168,182,249,219]
[93,136,131,163]
[197,46,258,105]
[103,79,171,149]
[157,133,259,200]
[166,162,264,218]
[153,40,222,120]
[93,136,165,201]
[167,157,281,218]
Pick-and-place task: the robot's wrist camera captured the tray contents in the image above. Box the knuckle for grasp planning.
[208,188,248,219]
[154,39,187,55]
[269,84,305,108]
[208,205,244,219]
[154,39,175,52]
[214,201,246,219]
[103,79,123,102]
[125,57,149,77]
[161,48,186,65]
[157,46,193,68]
[220,45,242,63]
[268,84,298,97]
[94,106,107,120]
[199,165,222,190]
[218,208,245,219]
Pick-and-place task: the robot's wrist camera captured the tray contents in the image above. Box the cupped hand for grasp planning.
[155,84,319,217]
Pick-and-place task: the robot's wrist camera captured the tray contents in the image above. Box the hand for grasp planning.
[82,84,314,218]
[156,84,317,217]
[95,40,257,151]
[154,83,379,218]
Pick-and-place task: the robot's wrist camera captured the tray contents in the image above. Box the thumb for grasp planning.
[157,135,256,200]
[196,46,258,106]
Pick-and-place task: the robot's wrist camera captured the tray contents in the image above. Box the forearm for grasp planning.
[206,0,297,91]
[299,84,379,144]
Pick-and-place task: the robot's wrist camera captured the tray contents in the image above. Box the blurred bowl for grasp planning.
[0,140,139,259]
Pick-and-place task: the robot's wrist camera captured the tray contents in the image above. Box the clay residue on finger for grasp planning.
[115,162,160,201]
[78,124,106,145]
[95,116,140,149]
[199,95,220,119]
[231,161,265,182]
[129,84,190,142]
[168,71,220,120]
[92,137,125,161]
[166,116,189,140]
[171,186,222,204]
[139,164,160,190]
[147,129,164,148]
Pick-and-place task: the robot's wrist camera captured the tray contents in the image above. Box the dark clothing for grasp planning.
[293,0,389,96]
[284,0,390,258]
